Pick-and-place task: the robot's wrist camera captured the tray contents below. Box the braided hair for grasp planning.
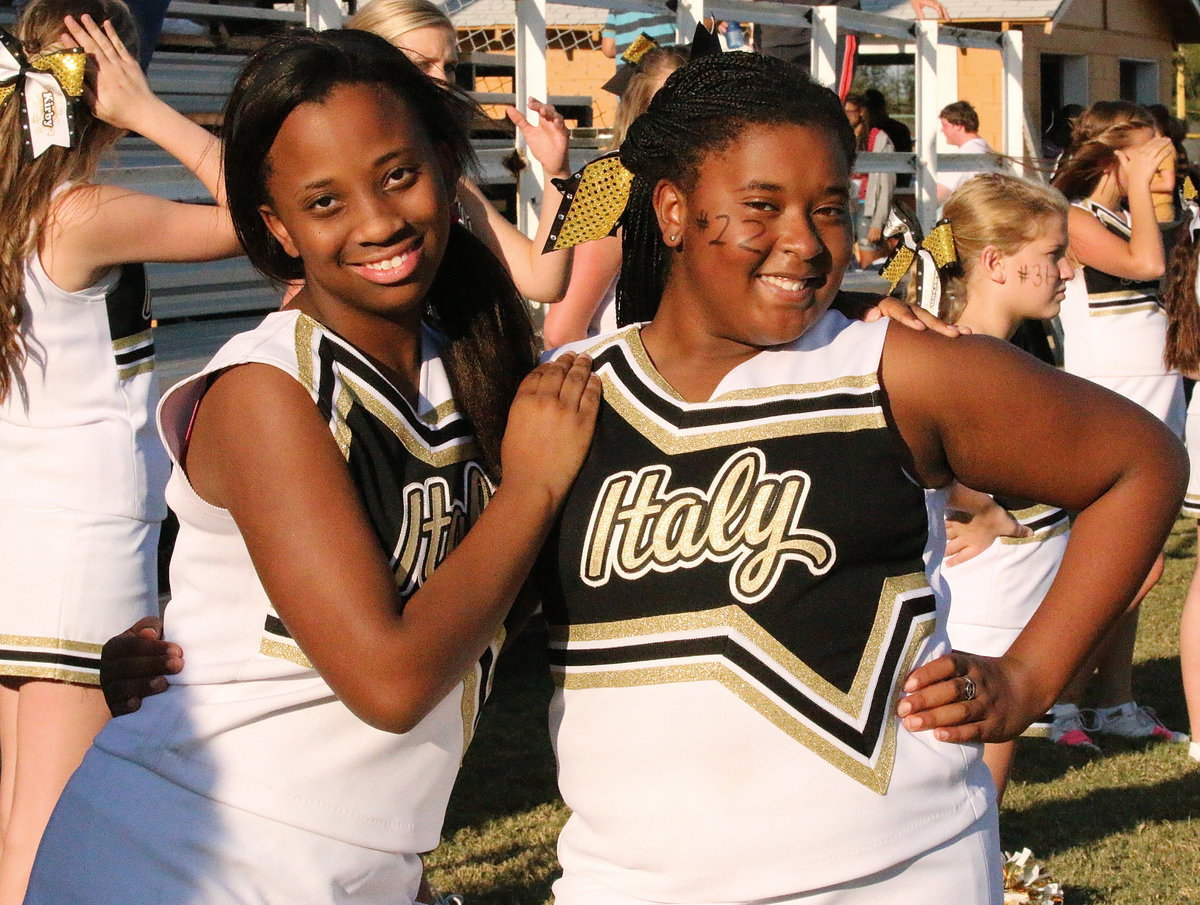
[616,52,855,325]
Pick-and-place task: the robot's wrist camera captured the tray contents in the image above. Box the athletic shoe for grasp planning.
[1048,703,1100,752]
[1092,701,1189,743]
[1189,741,1200,762]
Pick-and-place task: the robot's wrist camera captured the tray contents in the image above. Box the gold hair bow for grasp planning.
[542,151,634,253]
[0,28,86,159]
[622,33,658,65]
[879,207,958,315]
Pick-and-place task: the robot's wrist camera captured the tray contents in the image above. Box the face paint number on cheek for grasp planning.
[738,220,766,254]
[1017,263,1051,286]
[696,211,710,232]
[708,214,731,246]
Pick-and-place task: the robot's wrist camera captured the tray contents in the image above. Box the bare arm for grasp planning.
[1067,136,1173,282]
[943,481,1031,566]
[459,99,574,304]
[884,329,1187,742]
[183,354,599,734]
[910,0,949,18]
[43,15,239,288]
[65,15,226,205]
[542,234,621,347]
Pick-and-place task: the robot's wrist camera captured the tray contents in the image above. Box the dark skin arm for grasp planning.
[103,353,599,730]
[884,328,1187,743]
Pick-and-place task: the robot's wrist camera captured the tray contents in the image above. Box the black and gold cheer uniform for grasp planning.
[544,310,993,902]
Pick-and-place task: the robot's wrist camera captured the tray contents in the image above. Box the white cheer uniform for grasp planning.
[0,254,167,684]
[938,499,1069,657]
[1059,199,1184,435]
[1184,391,1200,519]
[543,311,1000,904]
[27,310,503,904]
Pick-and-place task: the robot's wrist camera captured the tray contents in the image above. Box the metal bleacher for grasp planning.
[39,0,587,384]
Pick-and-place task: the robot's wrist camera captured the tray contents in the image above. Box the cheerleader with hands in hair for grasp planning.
[538,52,1183,903]
[1048,102,1189,749]
[26,29,598,904]
[0,2,239,902]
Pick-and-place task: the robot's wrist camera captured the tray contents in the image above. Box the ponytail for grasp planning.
[1163,224,1200,374]
[425,224,538,478]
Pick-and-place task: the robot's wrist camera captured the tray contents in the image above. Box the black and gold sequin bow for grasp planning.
[542,151,634,253]
[1183,175,1200,244]
[879,207,957,315]
[0,28,85,159]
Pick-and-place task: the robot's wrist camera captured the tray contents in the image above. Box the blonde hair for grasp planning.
[0,0,139,403]
[607,45,688,151]
[347,0,453,48]
[933,173,1069,324]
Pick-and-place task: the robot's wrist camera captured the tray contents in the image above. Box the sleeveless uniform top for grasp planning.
[1059,199,1173,379]
[544,311,990,902]
[0,254,168,520]
[937,494,1069,658]
[92,310,503,853]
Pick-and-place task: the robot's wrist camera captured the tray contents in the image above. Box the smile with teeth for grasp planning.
[361,252,411,271]
[759,274,820,292]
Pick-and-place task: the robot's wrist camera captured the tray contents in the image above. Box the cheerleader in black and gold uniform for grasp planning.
[543,53,1185,903]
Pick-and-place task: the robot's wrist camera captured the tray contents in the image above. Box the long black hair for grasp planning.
[222,29,537,476]
[615,51,856,325]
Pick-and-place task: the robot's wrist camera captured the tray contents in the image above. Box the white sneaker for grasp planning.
[1189,741,1200,762]
[1048,703,1100,752]
[1093,701,1189,743]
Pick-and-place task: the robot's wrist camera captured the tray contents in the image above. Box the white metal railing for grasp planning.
[501,0,1030,230]
[144,0,1030,234]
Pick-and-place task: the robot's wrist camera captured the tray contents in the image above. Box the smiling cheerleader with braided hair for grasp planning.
[541,50,1184,903]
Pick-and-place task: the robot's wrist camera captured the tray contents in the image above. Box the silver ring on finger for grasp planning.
[960,676,977,702]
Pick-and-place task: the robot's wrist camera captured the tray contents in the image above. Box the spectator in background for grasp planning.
[937,100,993,202]
[1043,102,1083,165]
[864,87,912,186]
[845,92,895,269]
[1146,103,1191,249]
[601,2,676,59]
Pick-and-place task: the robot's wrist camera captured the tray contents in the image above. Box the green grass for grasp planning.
[426,521,1200,904]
